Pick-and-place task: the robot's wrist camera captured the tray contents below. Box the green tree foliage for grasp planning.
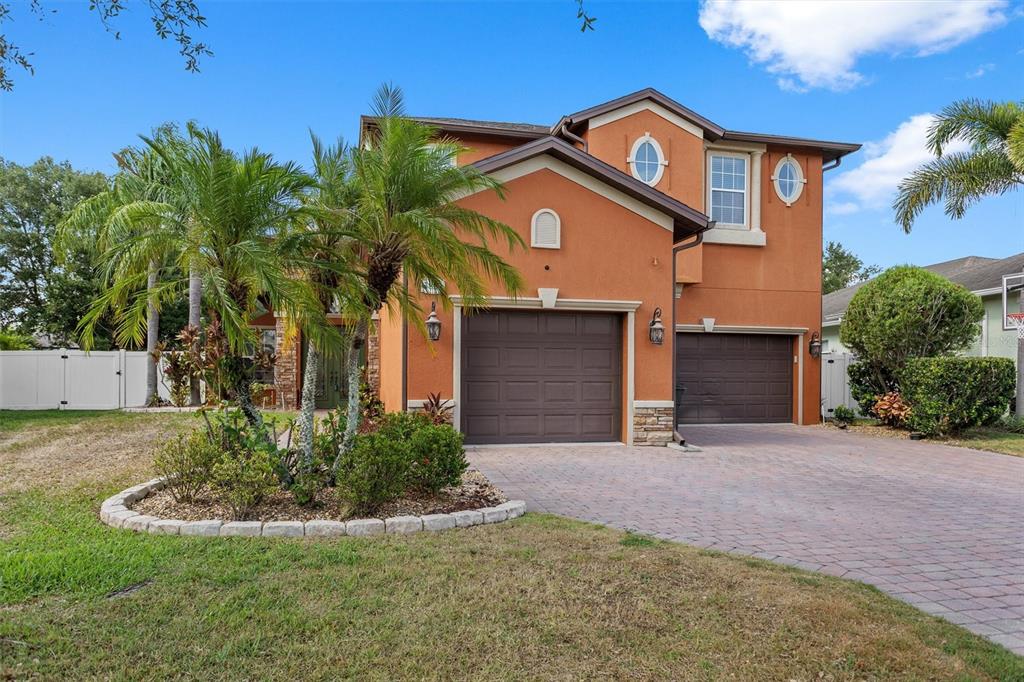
[841,266,983,402]
[822,241,880,294]
[894,99,1023,232]
[900,357,1015,436]
[0,1,211,91]
[0,157,112,347]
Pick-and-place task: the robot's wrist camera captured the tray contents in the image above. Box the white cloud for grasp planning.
[965,63,996,78]
[829,114,971,212]
[699,0,1008,91]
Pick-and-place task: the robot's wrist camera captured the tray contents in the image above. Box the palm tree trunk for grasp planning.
[188,266,202,406]
[333,318,366,477]
[146,265,159,405]
[1016,278,1023,417]
[299,339,319,471]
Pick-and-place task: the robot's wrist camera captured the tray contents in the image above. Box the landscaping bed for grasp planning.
[133,468,506,522]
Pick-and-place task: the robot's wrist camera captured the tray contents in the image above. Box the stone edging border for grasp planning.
[99,478,526,538]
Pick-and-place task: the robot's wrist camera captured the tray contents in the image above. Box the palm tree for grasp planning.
[894,99,1023,232]
[290,133,364,470]
[73,124,320,428]
[333,85,526,471]
[894,99,1024,416]
[58,127,183,403]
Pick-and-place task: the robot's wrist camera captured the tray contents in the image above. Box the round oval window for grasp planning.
[774,157,804,204]
[632,140,661,184]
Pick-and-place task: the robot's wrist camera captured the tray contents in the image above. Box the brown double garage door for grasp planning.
[675,332,793,425]
[461,310,621,444]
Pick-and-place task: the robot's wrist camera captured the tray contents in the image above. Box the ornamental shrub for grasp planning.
[336,433,413,514]
[840,266,983,397]
[832,405,856,425]
[153,431,219,503]
[900,357,1015,436]
[375,411,431,441]
[211,448,278,520]
[872,391,912,428]
[408,424,467,493]
[847,360,893,415]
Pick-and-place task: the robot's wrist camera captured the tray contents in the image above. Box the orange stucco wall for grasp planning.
[404,166,677,437]
[582,110,823,424]
[452,133,524,166]
[378,304,404,412]
[675,148,824,424]
[403,108,827,428]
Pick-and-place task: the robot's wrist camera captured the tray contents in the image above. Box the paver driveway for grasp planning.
[468,424,1024,653]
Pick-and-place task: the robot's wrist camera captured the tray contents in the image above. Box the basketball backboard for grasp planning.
[1002,272,1024,331]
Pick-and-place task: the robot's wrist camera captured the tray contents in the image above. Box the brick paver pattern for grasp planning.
[468,425,1024,654]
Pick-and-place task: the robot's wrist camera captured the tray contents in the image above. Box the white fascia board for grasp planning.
[589,100,704,140]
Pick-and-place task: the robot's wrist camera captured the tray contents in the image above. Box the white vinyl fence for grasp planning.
[0,350,169,410]
[820,352,860,419]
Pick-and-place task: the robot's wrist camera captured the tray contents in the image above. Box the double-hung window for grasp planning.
[709,153,748,227]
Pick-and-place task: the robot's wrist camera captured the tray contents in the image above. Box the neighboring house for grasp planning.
[262,88,860,445]
[822,252,1024,363]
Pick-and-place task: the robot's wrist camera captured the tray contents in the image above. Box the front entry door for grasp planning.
[301,339,348,409]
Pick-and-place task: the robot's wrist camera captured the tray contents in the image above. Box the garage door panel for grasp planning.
[505,380,541,402]
[543,381,578,402]
[676,333,792,425]
[463,310,622,444]
[506,313,540,335]
[464,379,501,403]
[542,347,579,370]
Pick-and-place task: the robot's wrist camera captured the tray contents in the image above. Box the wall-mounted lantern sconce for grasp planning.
[649,307,665,345]
[426,302,441,341]
[809,332,822,359]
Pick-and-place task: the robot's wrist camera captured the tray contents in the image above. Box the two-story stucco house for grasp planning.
[266,88,860,446]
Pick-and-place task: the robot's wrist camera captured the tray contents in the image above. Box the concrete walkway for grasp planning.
[468,424,1024,654]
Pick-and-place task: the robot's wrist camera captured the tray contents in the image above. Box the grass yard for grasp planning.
[2,411,1022,679]
[949,425,1024,458]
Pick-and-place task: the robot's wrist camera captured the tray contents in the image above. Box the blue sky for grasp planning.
[1,0,1021,269]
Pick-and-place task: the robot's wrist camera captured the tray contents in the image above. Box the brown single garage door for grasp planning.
[675,333,793,425]
[461,310,622,444]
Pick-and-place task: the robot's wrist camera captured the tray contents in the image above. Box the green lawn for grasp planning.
[1,411,1021,679]
[950,425,1024,457]
[0,408,130,434]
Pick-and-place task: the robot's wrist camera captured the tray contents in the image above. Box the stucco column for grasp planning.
[750,151,763,233]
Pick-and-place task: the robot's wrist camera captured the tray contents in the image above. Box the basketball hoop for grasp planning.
[1009,312,1024,340]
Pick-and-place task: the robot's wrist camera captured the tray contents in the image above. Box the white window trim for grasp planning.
[530,208,561,249]
[627,133,668,186]
[771,153,806,206]
[706,150,751,229]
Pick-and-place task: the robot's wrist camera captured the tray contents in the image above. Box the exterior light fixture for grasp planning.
[649,307,665,345]
[809,332,822,359]
[425,302,442,342]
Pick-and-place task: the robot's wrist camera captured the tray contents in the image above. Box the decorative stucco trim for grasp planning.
[450,296,643,312]
[704,140,768,154]
[464,156,674,231]
[452,306,462,433]
[675,324,809,335]
[626,310,635,446]
[590,100,704,140]
[634,400,674,408]
[701,226,767,247]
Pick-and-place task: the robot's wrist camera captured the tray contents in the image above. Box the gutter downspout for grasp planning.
[556,120,588,153]
[671,225,711,445]
[822,157,843,173]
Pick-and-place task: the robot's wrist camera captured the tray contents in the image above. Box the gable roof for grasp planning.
[556,88,861,163]
[471,136,711,242]
[823,252,1024,323]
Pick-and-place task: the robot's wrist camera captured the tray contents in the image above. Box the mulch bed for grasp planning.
[132,468,507,522]
[819,421,912,439]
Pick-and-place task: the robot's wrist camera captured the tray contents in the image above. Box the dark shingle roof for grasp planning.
[409,117,550,135]
[823,252,1024,323]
